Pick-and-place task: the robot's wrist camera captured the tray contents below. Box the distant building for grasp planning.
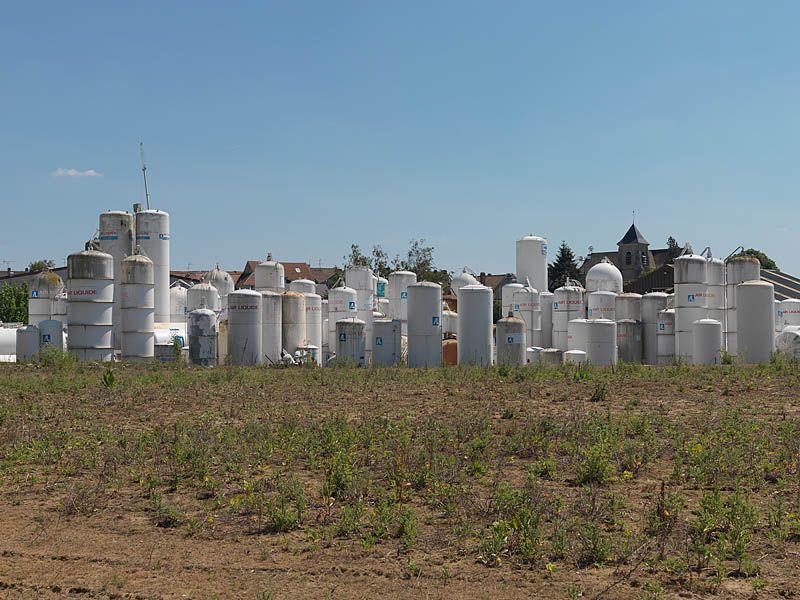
[236,260,337,295]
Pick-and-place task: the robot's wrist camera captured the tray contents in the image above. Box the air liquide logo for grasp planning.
[687,294,695,302]
[432,316,440,327]
[159,233,170,240]
[348,301,356,310]
[400,291,408,299]
[70,289,97,297]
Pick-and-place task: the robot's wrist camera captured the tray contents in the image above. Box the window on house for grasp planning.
[625,252,632,265]
[641,252,648,266]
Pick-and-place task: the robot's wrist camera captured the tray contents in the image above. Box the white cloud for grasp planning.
[51,168,103,178]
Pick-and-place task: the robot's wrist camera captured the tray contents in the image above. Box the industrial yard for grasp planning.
[2,361,800,598]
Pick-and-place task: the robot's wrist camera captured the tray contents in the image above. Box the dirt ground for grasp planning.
[2,362,800,599]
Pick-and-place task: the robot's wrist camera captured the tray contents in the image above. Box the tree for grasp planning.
[0,282,28,323]
[343,244,370,268]
[371,246,390,278]
[666,237,682,263]
[393,239,450,288]
[549,241,580,291]
[735,248,778,270]
[28,259,55,272]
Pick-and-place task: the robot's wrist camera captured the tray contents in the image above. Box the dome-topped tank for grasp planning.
[451,268,480,298]
[254,254,285,293]
[28,269,65,327]
[204,264,235,309]
[187,282,221,312]
[586,258,623,294]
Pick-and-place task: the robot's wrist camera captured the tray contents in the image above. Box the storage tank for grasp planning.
[776,326,800,360]
[641,292,669,365]
[692,319,722,365]
[615,293,642,322]
[98,210,134,348]
[204,264,235,312]
[515,235,548,293]
[496,313,526,366]
[304,293,323,362]
[254,255,285,293]
[442,307,458,338]
[586,319,617,366]
[120,253,155,362]
[407,282,442,367]
[588,291,617,321]
[67,248,114,361]
[656,309,676,365]
[289,279,316,295]
[585,258,623,294]
[0,327,16,356]
[564,350,587,365]
[725,256,760,356]
[457,284,493,365]
[616,319,642,363]
[16,325,40,362]
[451,268,480,299]
[169,284,188,324]
[187,282,221,312]
[501,283,525,316]
[512,286,540,347]
[567,318,590,352]
[376,298,390,318]
[775,300,783,345]
[674,253,708,361]
[387,270,417,329]
[706,258,725,327]
[373,319,402,366]
[443,338,458,365]
[188,308,217,366]
[261,290,282,365]
[327,286,358,356]
[526,346,543,365]
[134,209,169,323]
[281,291,306,356]
[38,319,64,350]
[27,269,65,327]
[737,281,775,364]
[552,283,583,350]
[336,317,366,367]
[227,289,262,365]
[779,299,800,329]
[539,291,554,348]
[345,266,376,362]
[539,348,563,366]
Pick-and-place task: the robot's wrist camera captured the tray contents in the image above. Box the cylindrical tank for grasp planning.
[304,293,323,360]
[656,309,676,365]
[98,211,134,349]
[38,319,64,350]
[187,282,221,312]
[443,338,458,365]
[553,284,583,350]
[725,256,760,356]
[501,283,525,316]
[134,209,170,323]
[336,318,366,367]
[615,293,642,322]
[387,270,417,329]
[204,264,235,312]
[526,346,543,365]
[120,253,155,362]
[27,269,65,327]
[67,248,114,361]
[496,314,526,366]
[775,300,783,345]
[169,285,188,324]
[539,291,554,348]
[407,282,442,367]
[254,257,285,293]
[692,319,722,365]
[642,292,669,365]
[616,319,642,364]
[16,325,40,362]
[515,235,548,293]
[457,285,493,365]
[451,269,480,299]
[588,291,617,321]
[564,350,587,365]
[281,291,306,356]
[585,258,623,294]
[567,318,590,352]
[674,254,709,361]
[261,291,282,365]
[586,319,617,366]
[346,266,376,362]
[512,285,540,346]
[0,328,16,355]
[776,326,800,360]
[376,298,390,318]
[706,258,725,326]
[289,279,316,295]
[442,308,458,338]
[779,299,800,329]
[539,348,563,366]
[373,318,402,367]
[188,308,217,366]
[327,286,358,356]
[737,281,775,364]
[227,290,262,365]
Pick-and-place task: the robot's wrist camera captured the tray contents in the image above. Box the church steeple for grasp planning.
[617,222,652,281]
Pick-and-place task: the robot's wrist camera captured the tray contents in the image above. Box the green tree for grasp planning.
[0,282,28,323]
[393,239,450,288]
[343,244,370,268]
[666,237,682,263]
[735,248,778,270]
[27,259,55,272]
[549,241,580,291]
[371,245,390,278]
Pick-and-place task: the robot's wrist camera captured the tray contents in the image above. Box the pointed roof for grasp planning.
[618,223,649,245]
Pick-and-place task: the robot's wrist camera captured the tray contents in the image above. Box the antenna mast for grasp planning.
[140,142,151,210]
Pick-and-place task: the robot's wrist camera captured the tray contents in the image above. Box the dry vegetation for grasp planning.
[3,354,800,599]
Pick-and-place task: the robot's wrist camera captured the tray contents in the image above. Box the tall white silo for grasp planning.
[188,308,217,366]
[261,291,282,364]
[737,281,775,364]
[169,284,188,324]
[387,270,417,333]
[304,292,323,360]
[641,292,668,365]
[706,258,725,330]
[516,235,548,294]
[134,209,170,323]
[67,247,114,361]
[407,282,442,368]
[345,266,376,362]
[673,254,708,361]
[327,286,357,359]
[501,283,524,316]
[120,252,155,362]
[552,283,583,350]
[512,285,540,347]
[457,284,493,365]
[724,255,760,356]
[98,210,134,349]
[227,289,262,365]
[27,269,65,327]
[254,255,285,293]
[539,291,554,348]
[656,309,676,365]
[281,291,306,356]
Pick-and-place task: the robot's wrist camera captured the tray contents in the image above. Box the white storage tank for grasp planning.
[539,348,563,366]
[120,253,155,362]
[724,255,760,356]
[706,257,725,326]
[616,319,642,364]
[254,255,285,293]
[188,308,217,366]
[692,319,722,365]
[27,269,65,327]
[641,292,669,365]
[585,258,623,294]
[373,319,402,367]
[187,282,221,312]
[227,289,262,365]
[134,209,170,323]
[16,325,40,362]
[501,283,525,316]
[674,253,709,361]
[552,283,583,350]
[205,264,235,312]
[656,309,676,365]
[376,297,390,317]
[775,300,783,344]
[588,291,617,321]
[387,270,417,328]
[451,268,480,299]
[496,313,526,366]
[98,210,134,349]
[586,319,617,366]
[779,299,800,329]
[526,346,543,365]
[442,307,458,338]
[289,279,316,295]
[776,326,800,360]
[512,285,540,348]
[67,248,114,362]
[737,280,775,364]
[457,284,493,365]
[615,293,642,322]
[515,235,548,293]
[327,286,357,357]
[564,350,587,365]
[304,293,323,361]
[346,266,376,362]
[281,291,306,356]
[539,291,554,348]
[336,317,366,367]
[407,282,442,367]
[169,284,188,324]
[0,327,17,356]
[261,290,282,365]
[567,318,590,352]
[38,319,65,350]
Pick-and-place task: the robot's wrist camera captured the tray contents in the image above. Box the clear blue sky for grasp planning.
[2,1,799,275]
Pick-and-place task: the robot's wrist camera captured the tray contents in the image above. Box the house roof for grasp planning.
[237,260,333,288]
[762,270,800,301]
[618,223,649,245]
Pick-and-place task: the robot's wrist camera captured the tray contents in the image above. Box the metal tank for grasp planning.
[641,292,669,365]
[205,264,235,312]
[539,348,563,366]
[187,282,221,312]
[615,293,642,322]
[776,326,800,360]
[564,350,587,364]
[407,282,442,367]
[327,286,358,357]
[281,291,306,357]
[585,258,623,294]
[656,308,676,365]
[496,313,526,366]
[227,289,262,365]
[254,255,285,293]
[373,319,402,367]
[346,266,376,362]
[188,308,217,366]
[724,256,760,356]
[501,283,525,316]
[120,253,155,362]
[515,235,548,293]
[289,279,316,295]
[304,292,323,362]
[567,318,590,352]
[0,328,16,356]
[706,257,725,327]
[98,210,134,349]
[779,299,800,329]
[457,284,493,365]
[526,346,543,365]
[512,286,540,348]
[261,291,282,365]
[737,281,775,364]
[134,209,170,323]
[169,284,188,324]
[586,319,617,366]
[450,268,480,299]
[387,270,417,329]
[692,319,722,365]
[539,291,554,348]
[616,319,642,363]
[376,298,390,317]
[588,291,617,321]
[552,283,583,350]
[27,269,65,327]
[442,307,458,338]
[38,319,65,350]
[674,253,708,361]
[336,317,366,367]
[16,325,40,362]
[67,248,114,361]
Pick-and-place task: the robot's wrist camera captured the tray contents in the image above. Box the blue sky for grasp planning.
[2,1,799,275]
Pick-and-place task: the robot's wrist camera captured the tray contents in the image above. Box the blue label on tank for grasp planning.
[514,304,520,311]
[588,308,593,316]
[159,233,170,240]
[377,282,385,297]
[348,301,356,310]
[31,290,39,298]
[507,336,514,343]
[339,333,346,342]
[659,323,665,331]
[98,235,118,240]
[688,294,695,302]
[542,245,548,255]
[42,334,51,343]
[553,302,559,310]
[136,235,150,240]
[376,336,383,346]
[432,316,440,326]
[400,291,408,299]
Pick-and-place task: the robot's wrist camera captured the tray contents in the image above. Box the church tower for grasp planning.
[617,223,654,281]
